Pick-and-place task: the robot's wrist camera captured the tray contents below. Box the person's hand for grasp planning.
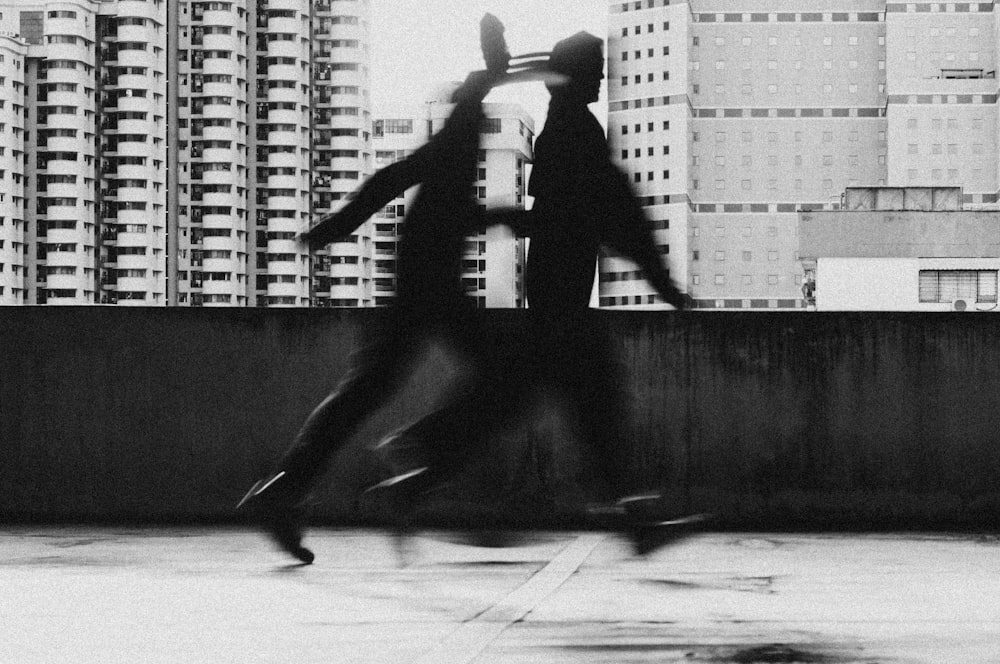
[665,289,692,311]
[297,231,324,253]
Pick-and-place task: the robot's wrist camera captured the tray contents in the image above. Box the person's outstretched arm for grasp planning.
[479,207,534,237]
[300,152,426,250]
[601,171,689,310]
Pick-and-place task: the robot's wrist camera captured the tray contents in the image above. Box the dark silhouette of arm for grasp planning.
[600,169,688,310]
[480,208,534,237]
[301,151,427,250]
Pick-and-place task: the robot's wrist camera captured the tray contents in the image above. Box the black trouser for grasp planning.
[274,296,510,503]
[391,308,633,503]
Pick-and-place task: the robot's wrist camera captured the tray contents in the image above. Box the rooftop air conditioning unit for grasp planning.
[953,299,970,312]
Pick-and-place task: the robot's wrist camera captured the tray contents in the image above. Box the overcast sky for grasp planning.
[368,1,610,131]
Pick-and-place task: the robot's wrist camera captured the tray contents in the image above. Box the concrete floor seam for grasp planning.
[411,534,604,664]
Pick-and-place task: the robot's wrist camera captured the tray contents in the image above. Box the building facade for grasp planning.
[606,0,1000,310]
[309,0,372,307]
[0,33,27,305]
[96,0,168,306]
[1,0,374,307]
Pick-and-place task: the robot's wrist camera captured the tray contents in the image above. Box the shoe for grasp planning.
[628,513,709,557]
[362,469,431,567]
[237,471,314,565]
[586,494,710,557]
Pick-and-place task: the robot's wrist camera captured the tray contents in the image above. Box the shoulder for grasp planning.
[537,110,607,155]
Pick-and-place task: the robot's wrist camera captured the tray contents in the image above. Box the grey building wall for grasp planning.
[800,209,1000,258]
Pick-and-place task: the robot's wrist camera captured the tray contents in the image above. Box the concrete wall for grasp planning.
[3,307,1000,529]
[800,210,1000,259]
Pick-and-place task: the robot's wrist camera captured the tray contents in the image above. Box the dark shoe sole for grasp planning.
[237,472,314,565]
[630,513,712,557]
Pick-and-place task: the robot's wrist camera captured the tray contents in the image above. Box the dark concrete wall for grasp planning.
[2,308,999,529]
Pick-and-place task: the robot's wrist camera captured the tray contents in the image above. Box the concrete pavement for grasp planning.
[2,527,999,663]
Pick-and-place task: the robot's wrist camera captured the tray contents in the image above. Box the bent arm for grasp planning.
[601,172,688,309]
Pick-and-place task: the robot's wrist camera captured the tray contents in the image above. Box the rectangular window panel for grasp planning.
[920,270,999,303]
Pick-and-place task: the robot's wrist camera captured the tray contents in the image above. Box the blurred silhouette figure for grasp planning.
[237,16,553,563]
[485,31,699,554]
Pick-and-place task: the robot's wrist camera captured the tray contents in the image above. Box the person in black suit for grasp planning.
[237,16,549,563]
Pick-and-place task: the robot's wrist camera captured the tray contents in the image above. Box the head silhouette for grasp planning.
[547,31,604,103]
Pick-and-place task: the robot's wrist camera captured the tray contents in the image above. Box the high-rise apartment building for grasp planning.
[368,93,533,308]
[174,0,251,307]
[96,0,168,306]
[0,34,27,305]
[6,1,99,305]
[606,0,1000,311]
[248,0,313,307]
[309,0,372,308]
[1,0,167,305]
[1,0,373,307]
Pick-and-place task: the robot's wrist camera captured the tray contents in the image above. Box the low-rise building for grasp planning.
[800,186,1000,311]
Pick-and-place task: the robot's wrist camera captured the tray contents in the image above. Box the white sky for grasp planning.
[369,1,610,132]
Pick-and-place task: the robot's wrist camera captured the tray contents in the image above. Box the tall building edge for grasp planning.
[0,34,27,305]
[166,0,179,306]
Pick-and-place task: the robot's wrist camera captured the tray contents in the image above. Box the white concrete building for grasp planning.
[0,0,376,309]
[309,0,373,308]
[606,0,1000,311]
[368,93,533,308]
[1,0,167,306]
[174,0,250,307]
[3,1,101,305]
[800,186,1000,311]
[248,0,313,307]
[0,34,27,305]
[96,0,168,306]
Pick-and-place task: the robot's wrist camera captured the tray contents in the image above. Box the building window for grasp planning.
[481,118,502,133]
[919,270,998,304]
